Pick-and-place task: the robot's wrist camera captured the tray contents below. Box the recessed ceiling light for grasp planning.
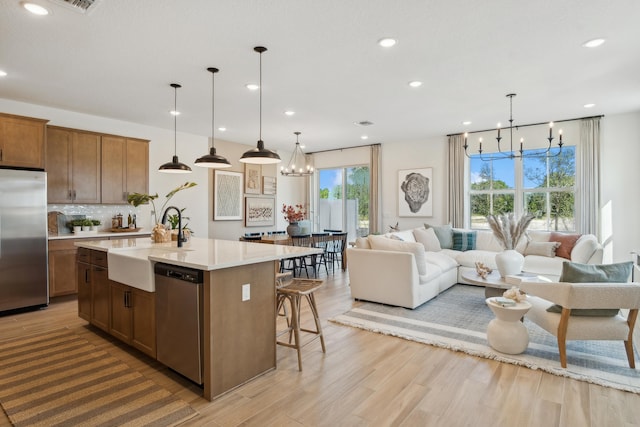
[582,38,605,48]
[462,121,472,126]
[245,83,259,91]
[584,103,596,108]
[378,38,397,48]
[170,110,180,116]
[361,135,369,140]
[22,2,50,15]
[408,81,423,88]
[284,110,295,116]
[218,127,226,132]
[0,70,7,77]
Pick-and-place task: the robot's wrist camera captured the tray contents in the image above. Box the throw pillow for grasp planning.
[451,230,476,251]
[549,232,581,260]
[413,227,441,252]
[546,261,633,317]
[523,241,560,257]
[368,235,427,276]
[424,223,453,249]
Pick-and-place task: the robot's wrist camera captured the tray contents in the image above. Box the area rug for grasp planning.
[330,284,640,394]
[0,328,198,426]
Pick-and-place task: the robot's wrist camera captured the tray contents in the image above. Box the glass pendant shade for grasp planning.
[281,132,313,176]
[195,67,231,168]
[240,46,281,165]
[159,83,192,174]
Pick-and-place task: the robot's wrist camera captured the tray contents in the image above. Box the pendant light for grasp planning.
[195,67,231,168]
[281,132,314,176]
[239,46,281,164]
[159,83,192,173]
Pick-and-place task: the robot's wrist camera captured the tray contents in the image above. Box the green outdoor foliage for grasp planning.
[470,163,513,216]
[319,167,370,223]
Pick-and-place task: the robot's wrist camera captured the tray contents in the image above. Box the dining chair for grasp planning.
[326,232,347,273]
[311,233,330,276]
[281,234,313,277]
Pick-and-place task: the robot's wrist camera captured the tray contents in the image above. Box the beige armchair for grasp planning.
[518,281,640,368]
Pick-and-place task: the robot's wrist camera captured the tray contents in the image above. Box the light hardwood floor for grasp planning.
[1,269,640,427]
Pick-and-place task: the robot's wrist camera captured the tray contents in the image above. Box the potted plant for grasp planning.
[69,219,84,233]
[282,204,306,236]
[91,219,101,231]
[167,208,193,242]
[81,218,93,232]
[486,212,534,277]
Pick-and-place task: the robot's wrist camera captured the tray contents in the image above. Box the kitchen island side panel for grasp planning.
[204,261,276,400]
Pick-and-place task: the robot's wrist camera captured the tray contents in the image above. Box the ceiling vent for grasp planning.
[354,120,374,126]
[47,0,102,14]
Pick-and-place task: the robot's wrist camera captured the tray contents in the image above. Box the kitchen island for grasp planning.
[75,237,321,400]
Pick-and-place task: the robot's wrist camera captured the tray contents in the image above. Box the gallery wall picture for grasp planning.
[245,197,275,227]
[214,170,243,220]
[398,168,433,217]
[262,176,277,195]
[244,163,261,194]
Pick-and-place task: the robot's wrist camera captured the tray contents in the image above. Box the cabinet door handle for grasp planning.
[0,148,3,161]
[123,191,128,202]
[73,190,77,200]
[69,189,73,200]
[85,269,89,283]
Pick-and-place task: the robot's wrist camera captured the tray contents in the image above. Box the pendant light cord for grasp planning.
[173,85,178,156]
[211,70,215,148]
[259,49,262,141]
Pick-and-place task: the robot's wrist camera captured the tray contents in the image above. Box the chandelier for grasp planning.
[281,132,314,176]
[463,93,564,161]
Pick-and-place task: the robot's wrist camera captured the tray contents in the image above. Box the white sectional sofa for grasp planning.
[347,227,602,309]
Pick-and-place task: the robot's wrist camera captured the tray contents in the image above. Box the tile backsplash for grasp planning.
[48,204,150,234]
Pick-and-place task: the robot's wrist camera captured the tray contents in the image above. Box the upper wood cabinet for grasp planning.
[46,126,101,204]
[101,135,149,204]
[0,112,48,169]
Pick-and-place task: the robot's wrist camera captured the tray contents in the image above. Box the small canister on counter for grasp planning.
[111,216,119,229]
[117,213,123,228]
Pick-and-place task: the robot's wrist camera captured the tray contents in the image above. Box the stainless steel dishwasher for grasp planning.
[154,263,204,384]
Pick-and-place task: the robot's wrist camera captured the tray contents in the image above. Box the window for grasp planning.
[469,146,576,231]
[318,166,369,239]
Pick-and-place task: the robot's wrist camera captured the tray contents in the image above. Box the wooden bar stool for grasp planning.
[276,278,326,371]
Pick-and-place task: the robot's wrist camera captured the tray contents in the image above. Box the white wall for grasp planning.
[601,111,640,263]
[379,136,449,233]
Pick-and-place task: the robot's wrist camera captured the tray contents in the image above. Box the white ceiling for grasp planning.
[1,0,639,153]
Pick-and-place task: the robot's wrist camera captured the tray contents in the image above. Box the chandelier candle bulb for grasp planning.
[549,122,553,138]
[559,129,563,143]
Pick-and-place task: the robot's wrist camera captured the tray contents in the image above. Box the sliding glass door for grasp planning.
[317,166,369,241]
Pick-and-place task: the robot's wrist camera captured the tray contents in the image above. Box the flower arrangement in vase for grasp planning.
[282,204,306,236]
[486,212,534,277]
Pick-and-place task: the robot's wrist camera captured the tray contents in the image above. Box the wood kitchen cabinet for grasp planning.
[101,135,149,204]
[46,126,101,203]
[49,239,80,297]
[76,248,91,321]
[90,250,110,333]
[109,281,156,358]
[0,112,48,169]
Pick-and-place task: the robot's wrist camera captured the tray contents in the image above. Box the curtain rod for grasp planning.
[446,115,604,137]
[307,142,380,155]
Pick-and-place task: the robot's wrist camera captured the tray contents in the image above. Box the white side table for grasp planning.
[485,298,532,354]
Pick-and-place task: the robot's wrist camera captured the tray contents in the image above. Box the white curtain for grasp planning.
[448,134,465,228]
[577,117,601,237]
[369,144,382,234]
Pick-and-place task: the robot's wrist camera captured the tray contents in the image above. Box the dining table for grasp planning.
[243,234,347,271]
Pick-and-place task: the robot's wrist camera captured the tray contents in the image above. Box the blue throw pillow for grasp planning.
[425,223,453,249]
[546,261,633,317]
[451,230,476,251]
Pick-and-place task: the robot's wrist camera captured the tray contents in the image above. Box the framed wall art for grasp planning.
[262,176,277,195]
[398,167,433,217]
[214,170,243,220]
[244,163,261,194]
[245,197,275,227]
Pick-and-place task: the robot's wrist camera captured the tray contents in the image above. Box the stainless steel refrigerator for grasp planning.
[0,168,48,313]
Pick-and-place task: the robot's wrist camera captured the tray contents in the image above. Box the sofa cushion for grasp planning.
[455,250,499,269]
[524,241,560,257]
[354,236,371,249]
[368,234,427,276]
[523,255,565,277]
[570,235,599,263]
[475,230,504,252]
[546,261,633,316]
[424,252,459,272]
[425,223,453,249]
[559,261,632,283]
[413,227,441,252]
[550,232,581,260]
[452,230,476,251]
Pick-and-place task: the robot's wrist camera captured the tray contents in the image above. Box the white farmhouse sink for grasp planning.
[107,246,193,292]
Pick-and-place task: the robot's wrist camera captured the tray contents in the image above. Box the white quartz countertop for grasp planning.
[49,230,150,240]
[74,237,321,271]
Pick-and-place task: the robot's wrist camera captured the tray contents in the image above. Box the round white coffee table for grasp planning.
[485,297,532,354]
[462,270,512,298]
